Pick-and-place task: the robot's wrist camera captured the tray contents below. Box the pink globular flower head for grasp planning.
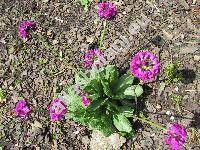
[83,49,105,68]
[130,51,160,81]
[81,95,91,107]
[97,2,117,20]
[14,100,31,118]
[165,123,187,150]
[48,98,67,122]
[18,21,36,39]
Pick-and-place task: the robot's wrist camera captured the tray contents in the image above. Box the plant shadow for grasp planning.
[180,69,196,84]
[151,35,165,48]
[190,112,200,129]
[131,85,153,131]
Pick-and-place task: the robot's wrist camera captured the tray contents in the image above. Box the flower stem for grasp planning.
[132,115,166,131]
[34,109,47,112]
[99,20,107,50]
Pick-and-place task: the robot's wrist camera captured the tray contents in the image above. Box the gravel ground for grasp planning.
[0,0,199,149]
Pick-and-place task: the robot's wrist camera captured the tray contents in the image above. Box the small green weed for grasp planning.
[0,88,5,103]
[171,95,182,113]
[164,61,183,84]
[38,58,47,66]
[78,0,90,11]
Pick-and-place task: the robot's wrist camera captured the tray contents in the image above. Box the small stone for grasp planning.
[86,37,94,43]
[73,130,80,134]
[166,111,171,116]
[194,55,200,61]
[183,95,189,100]
[52,39,59,45]
[170,116,175,120]
[174,86,179,92]
[90,131,126,150]
[47,30,52,36]
[82,136,90,147]
[155,104,162,110]
[68,39,72,44]
[42,0,49,2]
[32,121,43,129]
[146,103,156,113]
[158,82,166,96]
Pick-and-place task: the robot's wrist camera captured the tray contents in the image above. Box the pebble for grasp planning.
[47,30,52,36]
[155,104,162,110]
[174,86,179,92]
[52,39,59,45]
[194,55,200,61]
[170,116,175,121]
[82,136,90,146]
[183,95,189,100]
[86,37,94,43]
[158,82,166,96]
[166,110,172,116]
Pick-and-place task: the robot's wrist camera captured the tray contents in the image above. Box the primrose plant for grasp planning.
[61,65,143,137]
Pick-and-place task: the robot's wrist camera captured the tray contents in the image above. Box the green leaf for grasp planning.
[84,79,103,100]
[113,84,143,99]
[101,79,113,97]
[113,113,132,133]
[104,65,118,83]
[119,106,134,118]
[113,73,135,93]
[99,65,118,83]
[72,110,115,136]
[124,85,143,98]
[133,85,143,97]
[87,98,109,111]
[75,70,90,88]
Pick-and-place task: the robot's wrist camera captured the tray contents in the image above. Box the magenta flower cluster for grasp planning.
[48,98,67,122]
[97,2,117,20]
[130,51,160,81]
[165,123,187,150]
[14,100,31,118]
[83,49,105,68]
[14,98,67,122]
[18,21,36,39]
[81,95,91,107]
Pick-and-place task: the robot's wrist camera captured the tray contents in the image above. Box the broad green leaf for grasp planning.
[134,85,143,97]
[105,65,118,83]
[124,85,143,98]
[99,65,118,83]
[90,66,100,79]
[75,70,90,88]
[113,85,143,99]
[101,79,113,97]
[113,73,135,93]
[113,113,132,133]
[84,79,103,100]
[119,106,134,118]
[72,110,115,136]
[87,98,109,111]
[67,95,83,113]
